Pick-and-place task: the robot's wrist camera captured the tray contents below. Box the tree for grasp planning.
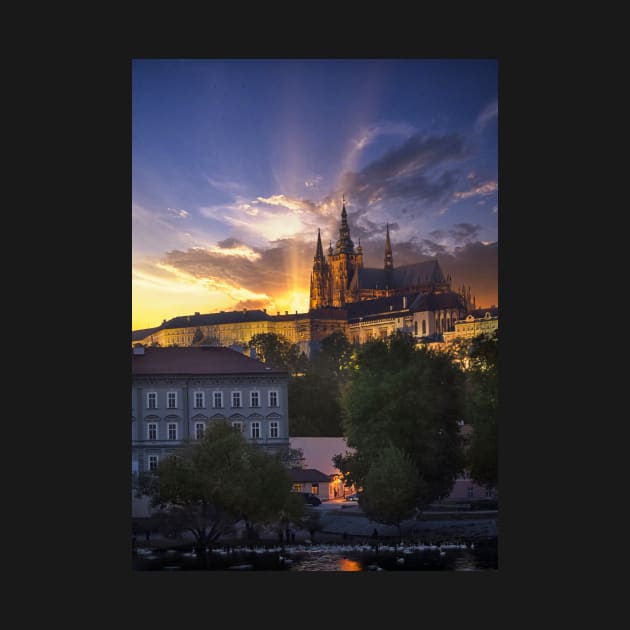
[143,420,295,553]
[278,446,305,469]
[299,507,323,544]
[249,333,301,374]
[464,330,498,488]
[339,331,465,508]
[288,372,343,436]
[238,447,299,541]
[191,327,204,345]
[360,445,420,541]
[312,330,353,379]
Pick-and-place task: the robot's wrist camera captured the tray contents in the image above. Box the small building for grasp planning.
[290,436,356,499]
[289,468,334,501]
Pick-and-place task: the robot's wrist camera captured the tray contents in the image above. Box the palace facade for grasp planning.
[132,201,486,353]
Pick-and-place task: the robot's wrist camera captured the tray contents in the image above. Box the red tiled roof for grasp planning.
[132,346,287,376]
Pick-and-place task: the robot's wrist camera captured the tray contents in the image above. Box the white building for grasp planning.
[132,345,290,476]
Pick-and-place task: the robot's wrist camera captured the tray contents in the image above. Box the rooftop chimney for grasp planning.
[250,347,257,359]
[195,312,200,316]
[403,296,407,309]
[285,311,288,316]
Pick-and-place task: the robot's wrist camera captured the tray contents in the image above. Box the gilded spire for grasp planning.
[384,223,394,270]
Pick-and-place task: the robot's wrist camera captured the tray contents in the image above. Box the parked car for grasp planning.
[345,493,360,502]
[300,493,322,506]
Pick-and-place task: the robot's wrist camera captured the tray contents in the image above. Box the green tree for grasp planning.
[464,330,498,488]
[312,330,354,379]
[339,331,465,508]
[191,327,204,345]
[288,372,343,436]
[299,507,323,544]
[276,492,306,548]
[249,333,301,374]
[238,446,297,541]
[360,445,420,541]
[143,420,295,553]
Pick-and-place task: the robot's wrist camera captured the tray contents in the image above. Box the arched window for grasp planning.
[422,320,426,335]
[414,321,418,336]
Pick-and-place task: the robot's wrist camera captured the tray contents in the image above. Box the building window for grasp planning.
[422,320,426,335]
[167,392,177,409]
[232,392,241,408]
[251,422,260,439]
[292,483,303,492]
[467,487,474,498]
[232,421,243,433]
[250,391,260,407]
[269,421,279,438]
[147,392,157,409]
[268,391,278,407]
[414,321,418,336]
[194,392,204,409]
[148,423,158,440]
[195,423,205,440]
[213,392,223,408]
[311,483,319,495]
[167,423,177,440]
[486,487,493,498]
[148,455,158,471]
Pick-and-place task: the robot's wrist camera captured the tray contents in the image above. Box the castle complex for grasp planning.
[310,198,452,309]
[132,200,490,353]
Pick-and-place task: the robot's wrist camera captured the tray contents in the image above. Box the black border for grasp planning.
[60,41,569,620]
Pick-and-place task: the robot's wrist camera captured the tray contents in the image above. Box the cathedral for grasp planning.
[309,199,454,310]
[133,199,483,353]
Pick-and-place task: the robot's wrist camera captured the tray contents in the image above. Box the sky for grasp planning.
[132,59,498,331]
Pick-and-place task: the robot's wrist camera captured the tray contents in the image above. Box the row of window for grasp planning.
[292,483,319,494]
[144,390,279,410]
[143,420,281,441]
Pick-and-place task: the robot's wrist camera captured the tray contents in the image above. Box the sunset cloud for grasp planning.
[476,100,498,131]
[132,60,497,328]
[452,180,497,200]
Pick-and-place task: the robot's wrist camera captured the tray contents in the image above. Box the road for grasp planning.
[315,498,498,541]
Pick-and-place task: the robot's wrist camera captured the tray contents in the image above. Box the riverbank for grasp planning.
[134,508,498,551]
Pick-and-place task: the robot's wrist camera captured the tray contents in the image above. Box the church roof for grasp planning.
[409,291,466,311]
[356,260,445,290]
[469,306,499,318]
[346,293,420,321]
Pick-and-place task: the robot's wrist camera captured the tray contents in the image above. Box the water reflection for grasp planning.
[339,558,361,571]
[133,541,497,571]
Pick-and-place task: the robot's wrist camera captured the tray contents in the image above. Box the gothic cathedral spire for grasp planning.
[314,228,324,260]
[335,195,355,254]
[384,223,394,270]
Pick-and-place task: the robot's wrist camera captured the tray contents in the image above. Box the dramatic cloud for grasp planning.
[337,132,470,212]
[476,100,498,131]
[429,223,482,245]
[158,237,315,313]
[362,237,497,307]
[452,180,497,200]
[135,130,496,327]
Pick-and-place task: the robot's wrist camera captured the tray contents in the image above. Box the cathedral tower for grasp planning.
[309,198,363,310]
